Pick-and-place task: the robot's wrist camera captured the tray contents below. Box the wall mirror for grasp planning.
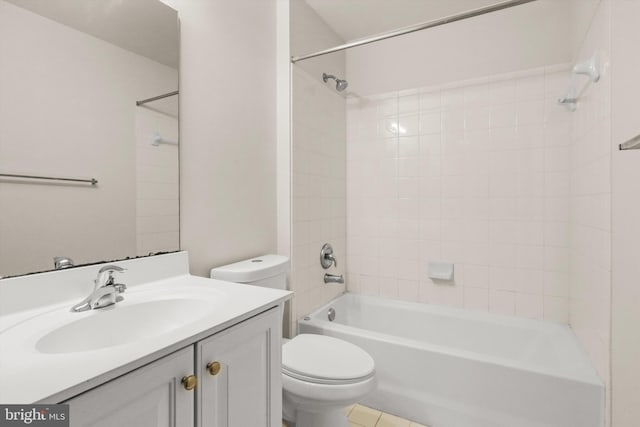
[0,0,179,278]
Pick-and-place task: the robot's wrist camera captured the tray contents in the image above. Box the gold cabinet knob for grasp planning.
[207,361,221,376]
[181,375,197,391]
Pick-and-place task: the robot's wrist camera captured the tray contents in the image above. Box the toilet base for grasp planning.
[288,407,349,427]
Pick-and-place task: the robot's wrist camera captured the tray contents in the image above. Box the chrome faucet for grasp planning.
[54,256,74,270]
[71,265,127,312]
[324,273,344,284]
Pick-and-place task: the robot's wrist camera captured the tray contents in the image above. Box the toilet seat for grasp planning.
[282,371,377,405]
[282,334,375,385]
[283,370,373,385]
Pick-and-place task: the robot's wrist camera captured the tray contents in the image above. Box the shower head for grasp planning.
[322,72,348,92]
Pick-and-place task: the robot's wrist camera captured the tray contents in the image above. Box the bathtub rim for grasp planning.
[299,292,603,387]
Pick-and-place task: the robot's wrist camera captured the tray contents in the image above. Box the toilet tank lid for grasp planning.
[210,254,290,283]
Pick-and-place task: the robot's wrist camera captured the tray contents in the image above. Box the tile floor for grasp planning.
[347,404,429,427]
[283,404,430,427]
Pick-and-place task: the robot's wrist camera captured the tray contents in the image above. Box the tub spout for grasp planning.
[324,273,344,284]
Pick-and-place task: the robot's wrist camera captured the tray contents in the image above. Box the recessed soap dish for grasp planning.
[428,262,454,281]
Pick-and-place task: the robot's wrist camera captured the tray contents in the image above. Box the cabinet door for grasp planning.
[64,347,195,427]
[197,307,282,427]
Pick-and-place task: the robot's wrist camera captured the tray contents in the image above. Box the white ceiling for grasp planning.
[304,0,503,42]
[5,0,179,69]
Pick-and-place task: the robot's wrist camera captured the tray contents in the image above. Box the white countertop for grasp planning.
[0,253,291,403]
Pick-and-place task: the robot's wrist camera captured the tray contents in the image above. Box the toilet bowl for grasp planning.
[282,334,376,427]
[210,255,377,427]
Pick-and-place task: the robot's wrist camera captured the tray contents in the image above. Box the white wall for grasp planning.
[346,0,572,96]
[567,1,612,424]
[346,65,573,320]
[290,67,346,334]
[339,0,581,320]
[610,0,640,425]
[290,0,345,87]
[287,0,348,334]
[0,1,177,277]
[163,0,278,277]
[276,0,292,337]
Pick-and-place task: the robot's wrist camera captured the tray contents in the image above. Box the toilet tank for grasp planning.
[210,254,290,290]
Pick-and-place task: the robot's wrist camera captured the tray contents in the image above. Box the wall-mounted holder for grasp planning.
[151,132,179,147]
[557,52,601,113]
[619,134,640,151]
[428,262,454,281]
[573,53,600,83]
[557,92,578,112]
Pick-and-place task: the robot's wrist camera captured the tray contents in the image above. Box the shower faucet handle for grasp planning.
[320,243,337,269]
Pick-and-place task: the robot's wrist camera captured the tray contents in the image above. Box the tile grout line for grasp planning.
[373,412,382,426]
[286,403,429,427]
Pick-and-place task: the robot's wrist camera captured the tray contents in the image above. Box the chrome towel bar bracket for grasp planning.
[619,134,640,151]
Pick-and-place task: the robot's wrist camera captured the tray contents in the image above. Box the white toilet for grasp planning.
[211,255,376,427]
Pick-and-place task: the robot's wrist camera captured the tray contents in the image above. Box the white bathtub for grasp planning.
[298,293,603,427]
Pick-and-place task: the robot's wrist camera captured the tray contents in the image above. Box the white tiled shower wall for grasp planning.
[569,0,612,416]
[290,67,346,334]
[135,108,179,256]
[346,65,573,322]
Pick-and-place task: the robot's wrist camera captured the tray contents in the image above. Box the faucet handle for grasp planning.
[98,264,127,274]
[320,243,338,269]
[95,265,127,288]
[113,283,127,293]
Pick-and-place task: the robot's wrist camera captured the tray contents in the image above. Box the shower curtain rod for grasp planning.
[291,0,538,63]
[136,90,179,106]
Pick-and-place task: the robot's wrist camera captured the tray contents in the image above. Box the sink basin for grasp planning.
[36,298,212,354]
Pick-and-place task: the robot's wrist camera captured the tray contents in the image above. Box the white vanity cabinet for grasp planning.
[63,307,282,427]
[197,306,281,427]
[64,346,195,427]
